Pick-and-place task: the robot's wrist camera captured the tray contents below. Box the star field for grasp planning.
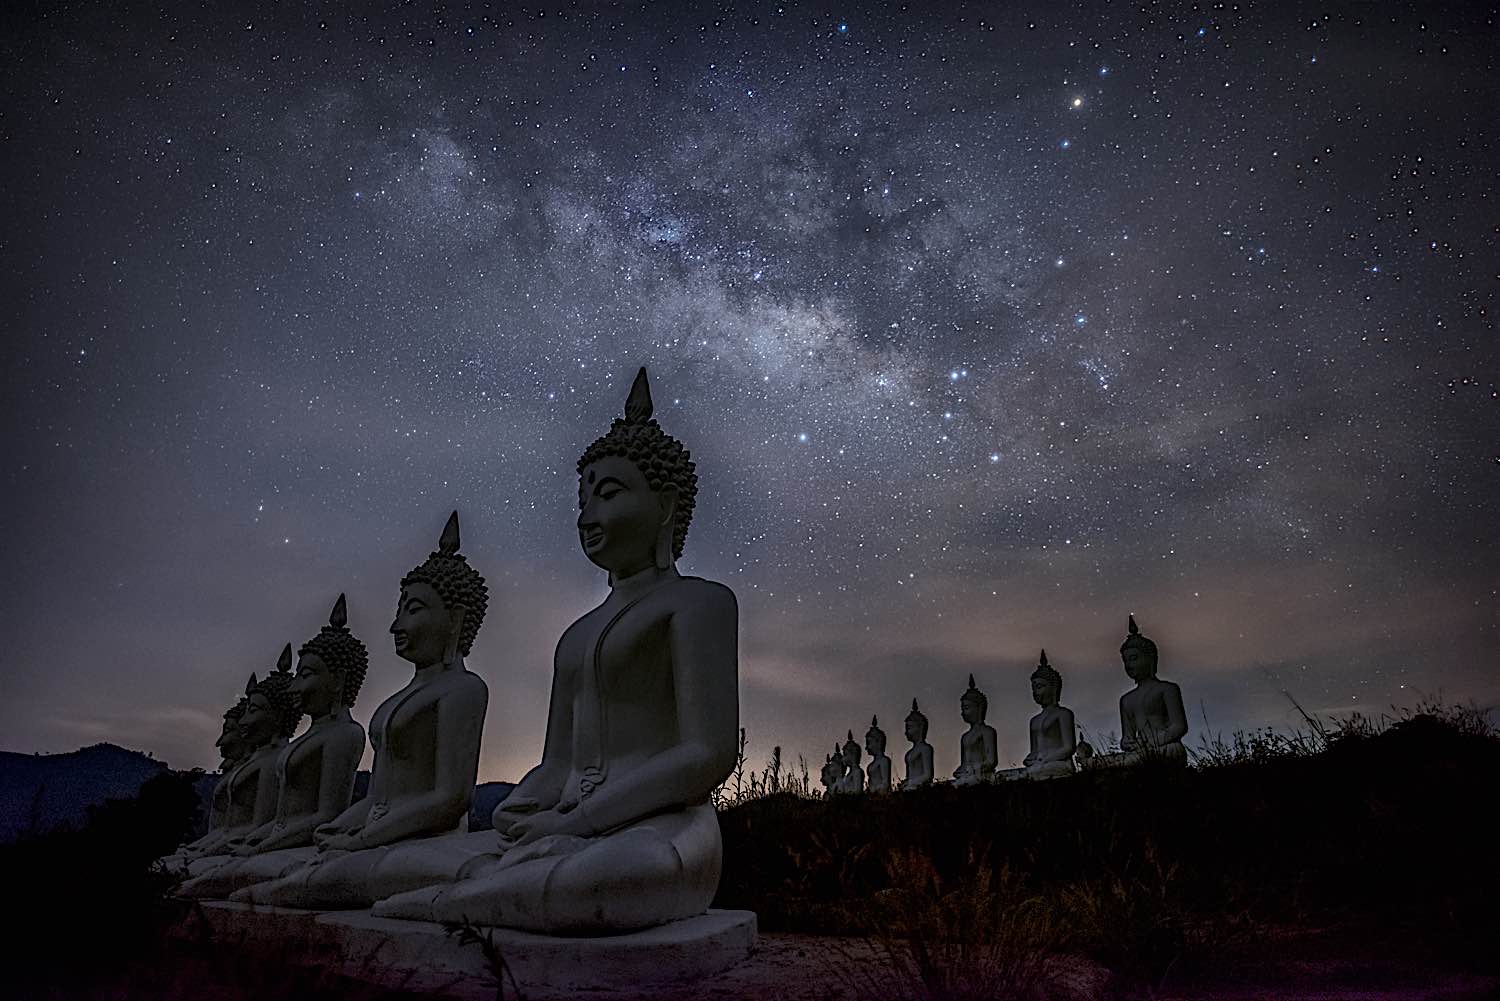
[2,3,1495,781]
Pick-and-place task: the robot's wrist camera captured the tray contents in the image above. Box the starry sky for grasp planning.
[2,3,1496,784]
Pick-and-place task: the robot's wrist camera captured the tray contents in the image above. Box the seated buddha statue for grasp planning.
[900,699,934,790]
[234,512,490,908]
[372,368,741,933]
[1093,616,1188,767]
[819,752,840,796]
[181,652,301,877]
[158,695,251,870]
[952,675,998,786]
[834,730,865,794]
[1021,650,1077,780]
[863,717,892,794]
[178,595,368,899]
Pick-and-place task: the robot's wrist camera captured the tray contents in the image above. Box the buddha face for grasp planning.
[1032,676,1060,708]
[1122,646,1156,682]
[960,694,985,725]
[840,744,861,766]
[215,717,246,761]
[577,455,675,575]
[391,581,456,667]
[865,732,885,756]
[904,718,927,744]
[292,652,340,716]
[237,693,277,747]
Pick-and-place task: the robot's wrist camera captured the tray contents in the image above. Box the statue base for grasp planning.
[183,900,757,997]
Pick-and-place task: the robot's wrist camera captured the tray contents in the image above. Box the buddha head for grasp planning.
[1119,615,1159,682]
[864,716,887,756]
[394,512,489,668]
[841,730,863,768]
[294,594,370,716]
[1031,649,1063,708]
[215,698,250,766]
[576,368,698,578]
[832,742,846,774]
[820,754,839,790]
[904,699,928,744]
[237,646,302,746]
[960,674,988,725]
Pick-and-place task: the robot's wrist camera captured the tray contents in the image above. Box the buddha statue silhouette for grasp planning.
[1021,650,1077,779]
[1095,616,1188,767]
[373,368,740,933]
[864,716,892,793]
[952,674,998,786]
[178,595,369,898]
[235,513,490,908]
[900,699,934,790]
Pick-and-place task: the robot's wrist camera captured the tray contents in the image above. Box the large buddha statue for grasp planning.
[834,730,865,794]
[235,513,490,908]
[1094,616,1188,767]
[952,675,998,786]
[1021,650,1077,780]
[900,699,934,790]
[178,595,369,899]
[373,368,741,933]
[181,652,301,875]
[863,717,892,794]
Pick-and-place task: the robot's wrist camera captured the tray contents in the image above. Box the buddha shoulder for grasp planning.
[663,576,738,618]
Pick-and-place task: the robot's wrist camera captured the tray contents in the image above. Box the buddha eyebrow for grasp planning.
[593,476,627,492]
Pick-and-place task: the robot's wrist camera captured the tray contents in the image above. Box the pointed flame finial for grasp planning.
[912,698,920,712]
[1039,649,1049,667]
[967,673,977,690]
[847,729,854,741]
[330,593,348,629]
[871,715,879,728]
[1128,614,1139,636]
[276,644,292,673]
[625,367,654,424]
[245,672,258,696]
[438,511,461,555]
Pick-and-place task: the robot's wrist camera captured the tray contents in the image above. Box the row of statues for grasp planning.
[820,621,1189,794]
[162,370,742,935]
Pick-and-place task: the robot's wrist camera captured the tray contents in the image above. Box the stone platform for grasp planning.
[182,900,757,997]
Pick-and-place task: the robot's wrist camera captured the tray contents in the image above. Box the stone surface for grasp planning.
[188,899,756,996]
[235,511,491,908]
[371,369,744,935]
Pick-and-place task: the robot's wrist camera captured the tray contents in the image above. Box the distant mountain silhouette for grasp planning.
[0,744,173,842]
[1,743,514,843]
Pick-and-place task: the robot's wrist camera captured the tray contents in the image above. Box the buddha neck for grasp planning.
[308,705,352,728]
[608,562,679,601]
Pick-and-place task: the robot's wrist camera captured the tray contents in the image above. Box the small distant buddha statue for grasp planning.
[864,716,892,794]
[1021,650,1077,780]
[179,595,369,899]
[819,753,841,797]
[1095,616,1188,767]
[182,651,301,876]
[900,699,934,790]
[952,675,998,786]
[236,512,490,909]
[372,369,740,933]
[159,695,251,870]
[834,730,865,794]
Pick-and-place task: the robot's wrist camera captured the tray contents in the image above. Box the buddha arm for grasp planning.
[1160,685,1188,744]
[1042,708,1078,763]
[1119,697,1137,750]
[981,728,997,769]
[504,648,576,812]
[573,584,739,837]
[356,683,485,847]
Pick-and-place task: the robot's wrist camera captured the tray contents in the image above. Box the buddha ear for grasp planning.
[654,484,679,570]
[444,606,467,667]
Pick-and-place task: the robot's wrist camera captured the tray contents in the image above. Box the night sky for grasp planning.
[3,3,1496,784]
